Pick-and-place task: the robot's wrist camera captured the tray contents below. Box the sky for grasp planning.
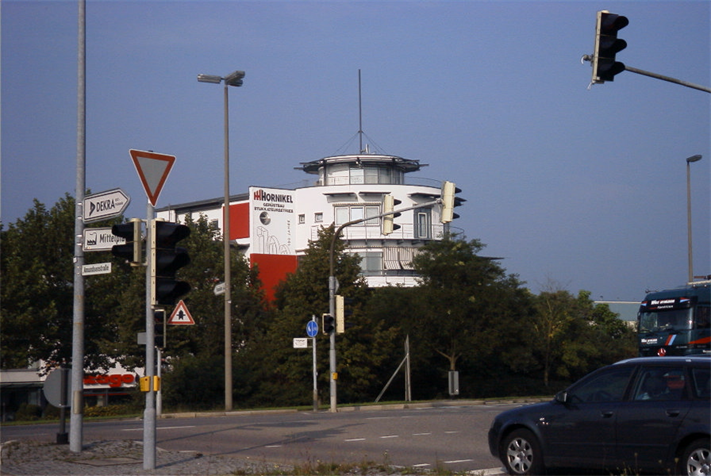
[2,0,710,302]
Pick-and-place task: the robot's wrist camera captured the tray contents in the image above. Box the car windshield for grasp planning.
[639,308,692,333]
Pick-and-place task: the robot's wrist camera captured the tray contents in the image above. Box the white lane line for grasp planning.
[121,425,196,432]
[344,438,366,442]
[379,435,399,439]
[412,432,431,436]
[412,463,431,468]
[444,459,473,464]
[444,430,461,434]
[265,445,282,448]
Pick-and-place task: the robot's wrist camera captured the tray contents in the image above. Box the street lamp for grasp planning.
[197,70,245,411]
[685,154,702,283]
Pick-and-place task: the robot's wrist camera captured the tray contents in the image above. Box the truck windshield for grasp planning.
[639,308,693,333]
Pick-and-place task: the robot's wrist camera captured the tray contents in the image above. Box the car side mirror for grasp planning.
[555,391,569,404]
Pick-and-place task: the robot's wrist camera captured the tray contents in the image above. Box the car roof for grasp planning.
[614,355,711,366]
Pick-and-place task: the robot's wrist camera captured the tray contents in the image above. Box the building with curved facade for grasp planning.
[156,151,461,299]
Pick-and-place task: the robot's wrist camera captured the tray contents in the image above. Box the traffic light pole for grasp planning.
[327,198,443,412]
[144,204,156,470]
[623,65,711,94]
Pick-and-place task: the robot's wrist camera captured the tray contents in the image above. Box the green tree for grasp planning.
[375,233,532,398]
[248,225,398,406]
[1,195,126,371]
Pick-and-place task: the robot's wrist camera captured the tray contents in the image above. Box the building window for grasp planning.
[416,210,431,239]
[314,212,323,223]
[298,214,305,224]
[335,205,380,226]
[353,251,383,275]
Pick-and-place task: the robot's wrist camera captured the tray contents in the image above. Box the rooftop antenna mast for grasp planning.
[358,69,364,153]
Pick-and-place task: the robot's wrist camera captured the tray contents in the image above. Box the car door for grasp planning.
[543,365,636,469]
[614,364,692,472]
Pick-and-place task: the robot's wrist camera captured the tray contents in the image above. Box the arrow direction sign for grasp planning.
[168,300,195,325]
[129,149,175,206]
[83,189,130,223]
[84,227,126,252]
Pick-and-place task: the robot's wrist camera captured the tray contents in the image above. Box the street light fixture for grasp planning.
[686,154,702,283]
[197,70,245,411]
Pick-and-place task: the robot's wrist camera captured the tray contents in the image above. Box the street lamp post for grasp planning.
[686,154,703,283]
[198,70,245,411]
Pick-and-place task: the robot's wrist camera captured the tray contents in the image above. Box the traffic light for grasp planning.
[382,194,402,236]
[440,181,464,223]
[322,313,335,335]
[111,218,143,266]
[335,295,354,334]
[151,219,191,306]
[591,10,628,84]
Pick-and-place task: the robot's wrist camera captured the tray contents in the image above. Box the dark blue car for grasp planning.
[488,356,710,475]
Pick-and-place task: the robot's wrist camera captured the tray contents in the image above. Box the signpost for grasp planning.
[129,149,176,207]
[168,300,194,325]
[84,227,126,251]
[81,263,112,276]
[83,189,130,224]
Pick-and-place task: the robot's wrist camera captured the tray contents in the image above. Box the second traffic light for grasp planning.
[322,313,335,335]
[440,181,464,223]
[151,219,191,306]
[591,10,628,84]
[382,194,402,236]
[111,218,143,266]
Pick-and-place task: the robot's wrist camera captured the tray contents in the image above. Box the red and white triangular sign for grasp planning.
[168,300,195,325]
[129,149,175,206]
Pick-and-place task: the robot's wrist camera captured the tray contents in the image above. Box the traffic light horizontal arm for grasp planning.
[624,65,711,94]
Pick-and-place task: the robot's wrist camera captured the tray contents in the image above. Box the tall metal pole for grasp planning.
[69,0,86,453]
[197,71,243,412]
[686,154,703,282]
[223,81,233,411]
[312,315,318,412]
[144,205,156,470]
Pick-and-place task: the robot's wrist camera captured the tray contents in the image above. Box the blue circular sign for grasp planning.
[306,320,318,337]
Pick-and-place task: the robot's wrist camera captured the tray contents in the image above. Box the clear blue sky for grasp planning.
[3,0,709,302]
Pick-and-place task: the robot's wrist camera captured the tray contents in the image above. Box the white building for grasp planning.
[157,152,461,299]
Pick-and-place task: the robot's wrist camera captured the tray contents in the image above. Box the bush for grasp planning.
[83,404,135,418]
[15,403,42,421]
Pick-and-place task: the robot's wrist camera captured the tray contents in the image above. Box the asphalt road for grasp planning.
[2,402,524,473]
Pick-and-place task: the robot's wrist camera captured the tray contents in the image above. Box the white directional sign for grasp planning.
[84,227,126,252]
[81,262,112,276]
[293,338,308,349]
[83,189,130,223]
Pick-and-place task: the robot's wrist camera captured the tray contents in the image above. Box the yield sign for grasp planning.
[129,149,175,206]
[168,300,195,325]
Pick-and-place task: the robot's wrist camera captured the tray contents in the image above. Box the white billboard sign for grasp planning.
[249,187,295,255]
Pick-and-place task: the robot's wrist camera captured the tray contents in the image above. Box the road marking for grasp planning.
[444,430,461,434]
[444,459,473,464]
[121,425,196,432]
[344,438,366,442]
[479,468,506,475]
[412,432,431,436]
[412,463,431,468]
[265,445,282,448]
[379,435,399,439]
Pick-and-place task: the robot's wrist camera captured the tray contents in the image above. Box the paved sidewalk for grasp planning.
[0,439,288,475]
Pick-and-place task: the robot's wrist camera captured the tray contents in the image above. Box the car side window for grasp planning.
[633,366,686,401]
[691,367,710,399]
[568,366,634,403]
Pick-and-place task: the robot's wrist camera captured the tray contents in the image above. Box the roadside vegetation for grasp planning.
[1,195,637,420]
